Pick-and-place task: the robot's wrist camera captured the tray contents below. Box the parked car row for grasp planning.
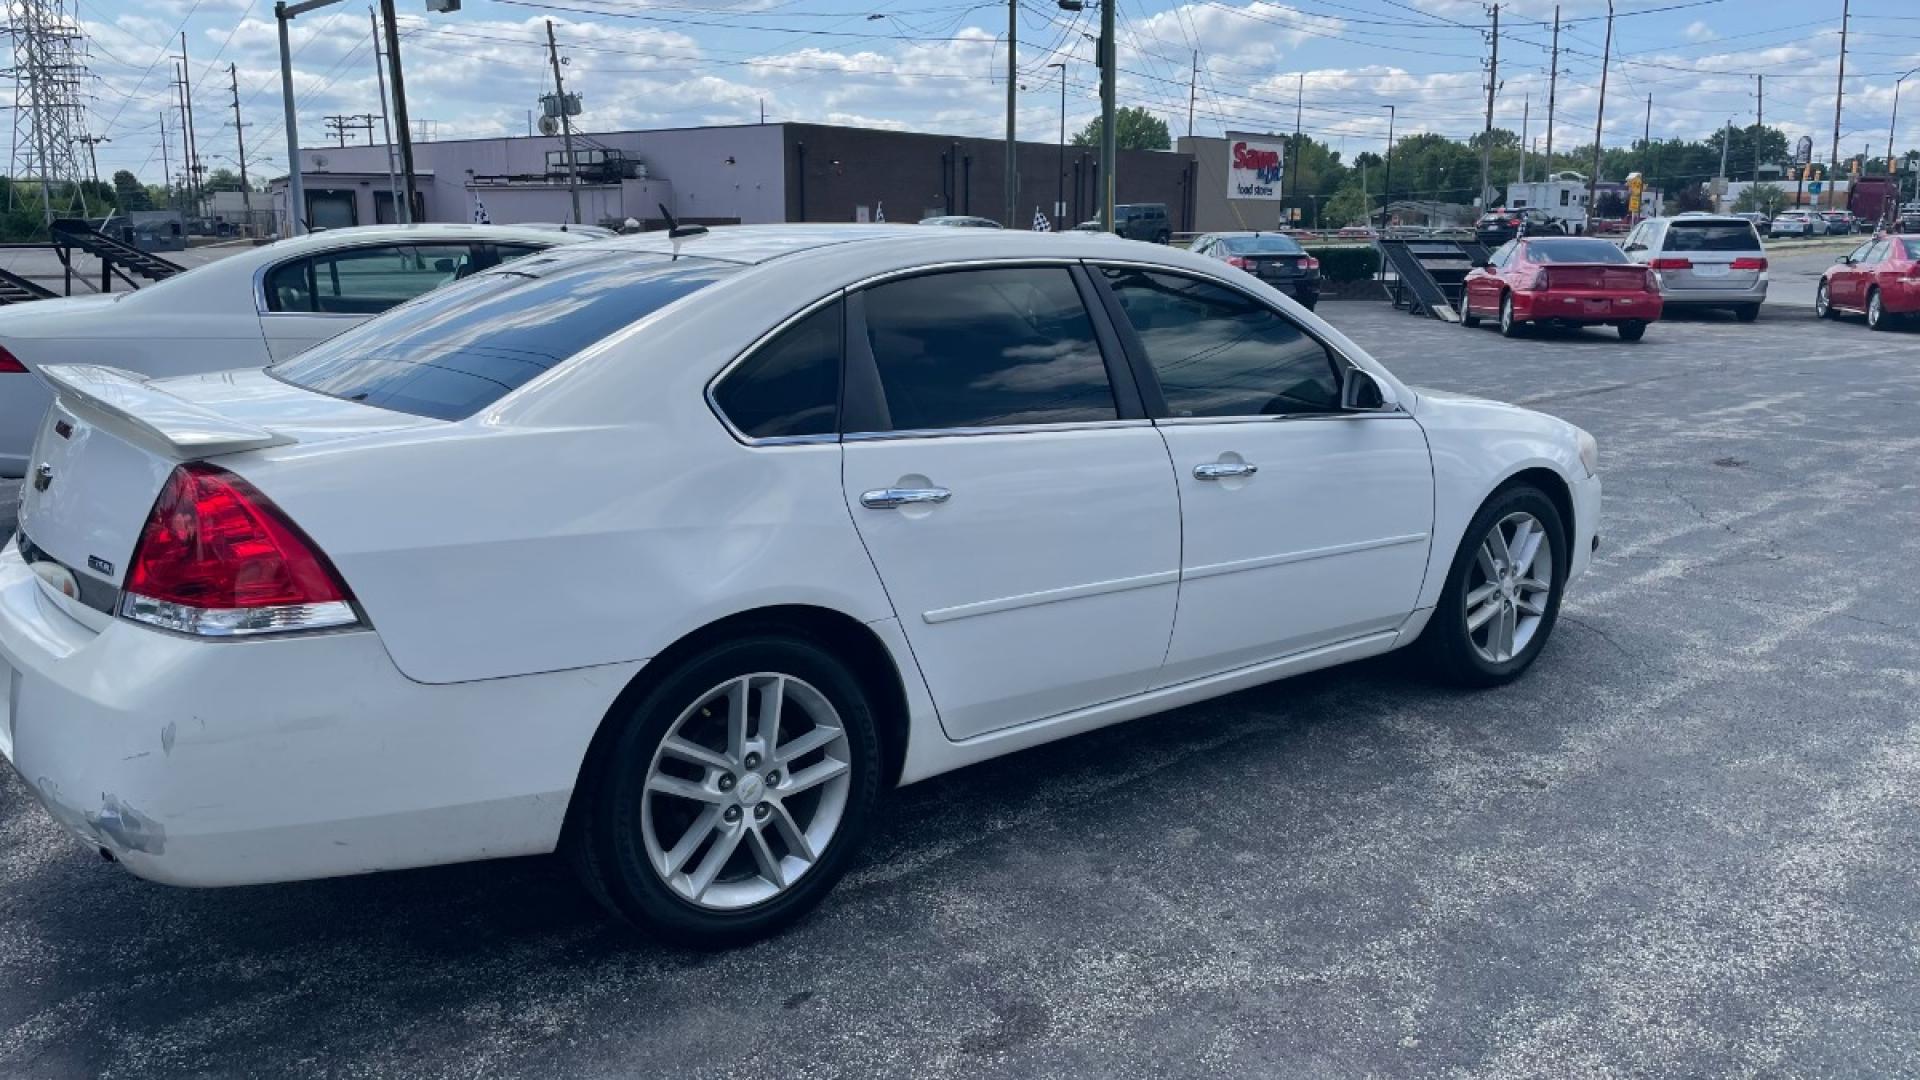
[0,223,1599,945]
[1769,209,1866,236]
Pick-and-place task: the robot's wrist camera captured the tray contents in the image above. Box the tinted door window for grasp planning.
[264,243,478,314]
[713,300,842,439]
[1862,240,1891,265]
[859,267,1117,431]
[271,250,737,420]
[1099,267,1341,418]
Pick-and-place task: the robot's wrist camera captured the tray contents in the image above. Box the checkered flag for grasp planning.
[471,195,491,225]
[1032,207,1051,232]
[875,201,885,223]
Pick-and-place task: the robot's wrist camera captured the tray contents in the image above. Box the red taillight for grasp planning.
[1225,255,1254,270]
[1299,255,1320,271]
[1507,218,1523,227]
[0,345,26,374]
[1730,257,1768,271]
[1527,269,1549,291]
[1648,258,1692,271]
[1643,270,1659,293]
[122,463,358,636]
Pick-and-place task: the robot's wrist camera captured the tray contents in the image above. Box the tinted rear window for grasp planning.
[1662,221,1760,252]
[1525,239,1629,264]
[1902,239,1920,260]
[1222,235,1305,255]
[270,251,737,420]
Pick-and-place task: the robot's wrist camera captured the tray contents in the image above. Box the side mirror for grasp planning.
[1342,367,1393,412]
[1835,255,1852,264]
[1624,242,1646,252]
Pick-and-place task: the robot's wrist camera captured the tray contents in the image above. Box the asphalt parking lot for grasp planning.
[7,275,1920,1076]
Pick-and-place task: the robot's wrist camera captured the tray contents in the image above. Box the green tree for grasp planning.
[1675,184,1713,212]
[1070,106,1172,151]
[1322,184,1372,226]
[113,169,153,211]
[204,167,246,193]
[1734,182,1787,217]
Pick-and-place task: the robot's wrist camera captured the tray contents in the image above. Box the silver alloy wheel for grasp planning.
[1815,281,1831,318]
[1500,294,1515,334]
[1868,290,1882,328]
[640,673,852,911]
[1464,511,1555,665]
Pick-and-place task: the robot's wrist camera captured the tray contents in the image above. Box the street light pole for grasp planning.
[1004,0,1017,228]
[1098,0,1116,231]
[1890,69,1916,226]
[1049,62,1066,227]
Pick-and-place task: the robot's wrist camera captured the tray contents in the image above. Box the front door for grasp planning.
[840,265,1182,740]
[1093,265,1434,685]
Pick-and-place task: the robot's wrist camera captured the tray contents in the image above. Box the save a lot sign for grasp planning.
[1228,133,1286,200]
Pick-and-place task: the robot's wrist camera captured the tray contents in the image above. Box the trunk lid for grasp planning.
[1250,255,1306,280]
[15,364,430,600]
[1544,265,1648,291]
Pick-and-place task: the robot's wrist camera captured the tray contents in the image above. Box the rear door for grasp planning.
[839,264,1182,740]
[1092,264,1433,685]
[258,242,488,360]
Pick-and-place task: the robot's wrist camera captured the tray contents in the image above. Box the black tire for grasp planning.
[1815,281,1836,320]
[1867,289,1889,331]
[568,634,883,946]
[1297,292,1318,311]
[1155,231,1171,245]
[1419,485,1570,688]
[1734,303,1760,323]
[1618,320,1647,342]
[1461,307,1482,328]
[1499,292,1524,337]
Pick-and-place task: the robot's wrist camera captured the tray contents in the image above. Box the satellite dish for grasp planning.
[312,153,329,168]
[538,114,560,136]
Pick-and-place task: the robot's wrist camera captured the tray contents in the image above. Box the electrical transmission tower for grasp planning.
[5,0,94,221]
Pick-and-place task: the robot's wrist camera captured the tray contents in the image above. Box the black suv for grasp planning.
[1074,203,1172,243]
[1475,208,1567,245]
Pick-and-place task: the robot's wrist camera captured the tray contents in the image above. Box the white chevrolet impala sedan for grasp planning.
[0,226,1599,944]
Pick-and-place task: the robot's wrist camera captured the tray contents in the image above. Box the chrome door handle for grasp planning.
[860,486,952,510]
[1193,462,1258,480]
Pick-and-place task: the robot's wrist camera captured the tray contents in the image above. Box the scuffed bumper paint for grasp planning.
[0,539,642,886]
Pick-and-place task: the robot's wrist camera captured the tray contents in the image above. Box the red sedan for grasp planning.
[1816,234,1920,331]
[1462,237,1664,341]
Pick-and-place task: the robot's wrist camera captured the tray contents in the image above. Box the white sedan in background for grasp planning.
[0,223,591,478]
[0,226,1600,945]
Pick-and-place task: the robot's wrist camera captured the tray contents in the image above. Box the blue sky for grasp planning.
[61,0,1920,184]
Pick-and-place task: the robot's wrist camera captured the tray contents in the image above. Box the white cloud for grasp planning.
[1683,20,1718,43]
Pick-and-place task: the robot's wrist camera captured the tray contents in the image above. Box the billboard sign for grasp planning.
[1795,135,1813,166]
[1227,133,1285,200]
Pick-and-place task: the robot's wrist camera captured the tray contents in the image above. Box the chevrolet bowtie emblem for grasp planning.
[32,462,53,492]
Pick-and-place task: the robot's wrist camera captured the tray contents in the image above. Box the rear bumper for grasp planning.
[1512,291,1663,323]
[1876,280,1920,313]
[0,537,639,887]
[1658,281,1767,306]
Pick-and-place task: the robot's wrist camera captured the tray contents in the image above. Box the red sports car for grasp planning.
[1816,234,1920,331]
[1462,236,1664,341]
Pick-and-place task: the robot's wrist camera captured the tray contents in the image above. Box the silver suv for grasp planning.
[1621,215,1767,321]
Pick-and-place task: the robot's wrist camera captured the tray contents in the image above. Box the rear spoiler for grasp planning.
[38,364,292,460]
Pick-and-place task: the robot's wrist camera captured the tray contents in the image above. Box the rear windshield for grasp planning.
[1902,239,1920,259]
[1222,234,1305,255]
[1524,239,1630,264]
[1662,221,1760,252]
[270,250,737,420]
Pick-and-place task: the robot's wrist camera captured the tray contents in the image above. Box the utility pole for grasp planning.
[228,63,253,230]
[178,36,204,212]
[379,0,416,223]
[1382,104,1396,226]
[1585,0,1612,232]
[1754,74,1762,183]
[173,59,196,213]
[1051,61,1066,225]
[1642,93,1653,214]
[545,19,581,225]
[74,134,106,188]
[1519,96,1528,183]
[1480,3,1498,209]
[371,7,401,223]
[275,2,302,234]
[1004,0,1017,228]
[1292,72,1304,198]
[1718,115,1732,210]
[1830,0,1848,211]
[1098,0,1116,231]
[159,111,172,211]
[1544,5,1558,171]
[1187,50,1197,138]
[324,114,350,147]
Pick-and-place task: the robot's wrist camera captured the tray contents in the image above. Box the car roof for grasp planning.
[590,223,1167,265]
[262,222,594,256]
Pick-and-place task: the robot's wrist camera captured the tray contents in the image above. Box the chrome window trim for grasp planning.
[843,418,1154,442]
[251,237,517,317]
[844,256,1084,294]
[1153,410,1407,427]
[703,289,847,448]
